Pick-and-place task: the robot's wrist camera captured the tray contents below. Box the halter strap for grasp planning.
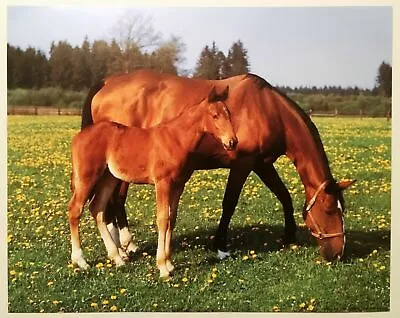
[304,180,345,240]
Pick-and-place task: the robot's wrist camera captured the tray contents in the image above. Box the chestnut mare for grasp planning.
[81,70,355,262]
[69,86,236,278]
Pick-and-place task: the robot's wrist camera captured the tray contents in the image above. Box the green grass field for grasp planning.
[7,116,391,312]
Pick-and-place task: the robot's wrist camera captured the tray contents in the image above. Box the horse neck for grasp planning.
[275,91,333,197]
[158,104,205,153]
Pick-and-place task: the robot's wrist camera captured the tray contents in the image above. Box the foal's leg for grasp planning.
[165,183,185,273]
[155,180,172,279]
[214,165,252,259]
[68,190,90,269]
[253,162,296,243]
[89,174,125,267]
[105,182,138,260]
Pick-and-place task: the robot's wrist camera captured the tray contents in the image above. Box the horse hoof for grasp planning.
[166,262,174,273]
[217,249,231,260]
[126,242,139,254]
[72,258,90,270]
[118,248,130,262]
[114,257,126,268]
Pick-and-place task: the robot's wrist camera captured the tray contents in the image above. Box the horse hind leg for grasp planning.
[105,182,138,261]
[115,182,138,255]
[90,173,125,267]
[68,191,90,270]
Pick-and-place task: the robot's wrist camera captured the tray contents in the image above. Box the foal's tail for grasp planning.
[81,79,105,130]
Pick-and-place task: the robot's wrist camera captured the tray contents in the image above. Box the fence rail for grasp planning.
[7,106,81,116]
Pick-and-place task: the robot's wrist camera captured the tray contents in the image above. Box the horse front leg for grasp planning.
[155,179,173,280]
[164,183,185,274]
[253,162,296,244]
[214,164,252,259]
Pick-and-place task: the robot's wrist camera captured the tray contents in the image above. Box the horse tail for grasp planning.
[81,80,105,130]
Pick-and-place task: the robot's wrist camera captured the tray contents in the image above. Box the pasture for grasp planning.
[7,116,391,312]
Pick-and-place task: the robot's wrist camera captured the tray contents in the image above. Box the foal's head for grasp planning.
[303,179,356,261]
[202,86,238,151]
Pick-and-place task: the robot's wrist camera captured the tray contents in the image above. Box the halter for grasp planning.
[304,180,345,240]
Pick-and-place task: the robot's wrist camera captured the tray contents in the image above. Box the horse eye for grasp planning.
[213,114,219,119]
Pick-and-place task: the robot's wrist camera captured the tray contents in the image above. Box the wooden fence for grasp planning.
[7,106,81,116]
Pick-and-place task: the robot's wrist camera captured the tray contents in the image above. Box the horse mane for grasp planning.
[245,73,332,178]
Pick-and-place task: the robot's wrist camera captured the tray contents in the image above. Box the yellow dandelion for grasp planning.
[207,279,213,283]
[380,265,386,270]
[272,305,280,312]
[90,303,98,308]
[110,305,117,312]
[9,270,16,276]
[120,288,127,294]
[47,281,54,286]
[299,302,306,308]
[102,299,109,305]
[52,300,59,305]
[250,250,255,255]
[211,273,217,279]
[96,263,104,268]
[111,295,117,300]
[242,255,249,260]
[182,277,188,282]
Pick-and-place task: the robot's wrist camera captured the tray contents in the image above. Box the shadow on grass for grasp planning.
[136,224,390,262]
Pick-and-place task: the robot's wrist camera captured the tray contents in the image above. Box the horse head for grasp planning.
[202,85,238,151]
[303,179,356,261]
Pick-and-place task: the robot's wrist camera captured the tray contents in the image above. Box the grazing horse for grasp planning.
[82,70,355,262]
[69,86,237,278]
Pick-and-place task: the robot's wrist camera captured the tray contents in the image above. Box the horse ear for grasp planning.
[208,86,217,102]
[337,179,356,191]
[220,85,229,101]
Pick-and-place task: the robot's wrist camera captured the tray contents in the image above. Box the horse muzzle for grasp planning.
[223,136,238,151]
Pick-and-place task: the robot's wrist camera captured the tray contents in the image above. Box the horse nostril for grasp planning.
[229,137,238,149]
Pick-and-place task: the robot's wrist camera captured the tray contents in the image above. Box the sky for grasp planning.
[6,5,392,89]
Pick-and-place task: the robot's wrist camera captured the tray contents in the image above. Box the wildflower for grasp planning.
[242,255,249,260]
[47,281,54,286]
[9,270,16,276]
[52,300,60,305]
[96,263,104,269]
[90,303,98,308]
[102,299,109,305]
[211,273,217,279]
[110,305,118,312]
[307,304,315,311]
[111,295,117,300]
[272,305,280,312]
[299,302,306,309]
[120,288,127,294]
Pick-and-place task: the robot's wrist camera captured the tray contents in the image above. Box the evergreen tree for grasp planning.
[91,40,110,82]
[376,61,392,97]
[193,42,225,79]
[224,40,250,77]
[49,41,74,88]
[71,37,92,89]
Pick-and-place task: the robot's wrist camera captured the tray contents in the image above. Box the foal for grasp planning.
[68,86,237,279]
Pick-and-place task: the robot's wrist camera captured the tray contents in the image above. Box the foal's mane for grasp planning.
[246,73,332,179]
